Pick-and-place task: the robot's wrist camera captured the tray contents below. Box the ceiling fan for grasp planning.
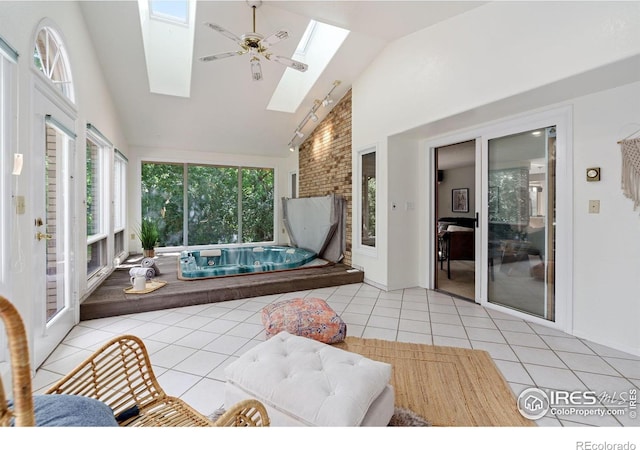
[199,0,308,81]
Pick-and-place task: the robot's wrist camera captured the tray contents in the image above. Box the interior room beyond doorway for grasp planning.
[435,141,476,301]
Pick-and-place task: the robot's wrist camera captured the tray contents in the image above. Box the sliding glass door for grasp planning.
[486,127,556,321]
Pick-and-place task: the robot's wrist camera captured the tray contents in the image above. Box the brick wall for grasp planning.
[298,89,353,266]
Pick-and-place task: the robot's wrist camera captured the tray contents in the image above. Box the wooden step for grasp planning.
[80,253,364,320]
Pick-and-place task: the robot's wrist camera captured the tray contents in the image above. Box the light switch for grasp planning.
[588,200,600,214]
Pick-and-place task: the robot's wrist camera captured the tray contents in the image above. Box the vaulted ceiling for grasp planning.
[79,1,485,157]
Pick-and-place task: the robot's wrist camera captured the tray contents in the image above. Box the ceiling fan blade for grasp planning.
[204,22,243,45]
[199,51,245,62]
[261,30,289,48]
[269,55,308,72]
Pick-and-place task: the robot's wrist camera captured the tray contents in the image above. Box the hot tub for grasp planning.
[179,245,319,279]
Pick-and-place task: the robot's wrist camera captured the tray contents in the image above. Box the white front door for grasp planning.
[32,86,76,367]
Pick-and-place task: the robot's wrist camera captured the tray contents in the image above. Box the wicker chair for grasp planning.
[0,296,269,427]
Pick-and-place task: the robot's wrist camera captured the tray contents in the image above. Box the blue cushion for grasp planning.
[8,394,119,427]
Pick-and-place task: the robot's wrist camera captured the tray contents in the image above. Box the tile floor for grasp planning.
[33,283,639,427]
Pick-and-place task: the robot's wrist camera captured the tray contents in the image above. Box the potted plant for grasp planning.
[136,219,159,257]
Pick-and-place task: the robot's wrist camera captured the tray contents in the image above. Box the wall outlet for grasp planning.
[588,199,600,214]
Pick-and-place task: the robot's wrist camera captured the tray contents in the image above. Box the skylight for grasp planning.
[138,0,196,97]
[294,20,317,56]
[149,0,189,25]
[267,20,349,113]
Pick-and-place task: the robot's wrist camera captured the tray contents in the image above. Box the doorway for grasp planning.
[32,88,76,367]
[427,108,569,328]
[434,141,477,300]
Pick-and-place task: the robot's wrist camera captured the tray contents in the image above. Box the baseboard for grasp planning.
[363,277,387,291]
[572,329,640,358]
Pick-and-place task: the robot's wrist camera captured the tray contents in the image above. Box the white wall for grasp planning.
[387,136,420,291]
[570,81,640,354]
[351,1,640,354]
[353,2,640,143]
[437,166,475,220]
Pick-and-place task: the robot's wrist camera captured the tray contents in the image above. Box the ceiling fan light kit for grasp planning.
[250,57,262,81]
[200,0,308,81]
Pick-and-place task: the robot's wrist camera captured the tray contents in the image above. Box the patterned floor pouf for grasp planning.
[262,297,347,344]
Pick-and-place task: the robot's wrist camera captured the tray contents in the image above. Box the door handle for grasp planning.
[475,212,479,228]
[36,231,53,241]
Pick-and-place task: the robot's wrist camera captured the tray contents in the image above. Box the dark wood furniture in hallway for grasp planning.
[444,230,475,279]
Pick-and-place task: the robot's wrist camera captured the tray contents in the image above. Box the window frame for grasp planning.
[140,161,276,250]
[288,170,298,199]
[32,21,75,104]
[113,150,127,263]
[85,126,111,280]
[355,145,378,256]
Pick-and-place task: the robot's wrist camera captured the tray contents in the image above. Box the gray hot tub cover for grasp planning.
[281,194,346,263]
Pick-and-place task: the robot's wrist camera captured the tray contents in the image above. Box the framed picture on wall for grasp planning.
[452,188,469,213]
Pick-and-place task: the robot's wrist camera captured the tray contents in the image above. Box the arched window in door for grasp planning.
[33,24,75,102]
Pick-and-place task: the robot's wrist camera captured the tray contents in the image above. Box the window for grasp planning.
[33,25,74,102]
[86,129,109,277]
[141,162,184,246]
[137,0,196,97]
[268,20,349,113]
[113,151,127,259]
[141,162,274,247]
[44,120,74,322]
[360,150,377,248]
[149,0,189,25]
[289,171,298,198]
[187,165,238,245]
[241,167,274,243]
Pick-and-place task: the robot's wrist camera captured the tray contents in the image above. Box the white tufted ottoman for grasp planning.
[224,331,395,426]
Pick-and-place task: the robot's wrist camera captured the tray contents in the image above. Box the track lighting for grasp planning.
[286,80,341,152]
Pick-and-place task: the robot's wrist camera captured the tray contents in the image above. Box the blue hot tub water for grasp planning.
[179,246,318,279]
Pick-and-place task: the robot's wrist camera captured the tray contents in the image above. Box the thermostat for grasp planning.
[586,167,600,182]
